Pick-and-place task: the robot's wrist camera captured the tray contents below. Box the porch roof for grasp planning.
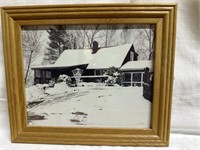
[120,60,153,71]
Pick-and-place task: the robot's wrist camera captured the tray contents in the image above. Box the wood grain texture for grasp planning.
[1,3,177,146]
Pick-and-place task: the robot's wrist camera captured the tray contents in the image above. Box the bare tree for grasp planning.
[121,25,132,44]
[133,29,149,60]
[72,24,154,60]
[142,25,155,60]
[69,26,86,49]
[69,25,106,49]
[103,25,117,47]
[22,27,43,86]
[80,25,101,48]
[131,25,155,60]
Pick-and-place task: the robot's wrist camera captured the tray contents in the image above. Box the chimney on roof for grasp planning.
[92,41,99,54]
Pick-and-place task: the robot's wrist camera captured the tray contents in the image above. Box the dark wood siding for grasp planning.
[122,45,138,66]
[33,64,92,84]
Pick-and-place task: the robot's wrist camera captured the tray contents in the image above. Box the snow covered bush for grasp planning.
[105,76,116,86]
[57,74,67,82]
[65,76,72,86]
[104,67,123,86]
[48,78,55,87]
[78,82,104,87]
[104,66,118,76]
[57,74,72,85]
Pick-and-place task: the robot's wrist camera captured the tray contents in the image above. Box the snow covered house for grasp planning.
[31,43,152,87]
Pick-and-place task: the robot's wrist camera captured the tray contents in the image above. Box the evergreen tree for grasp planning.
[45,25,69,64]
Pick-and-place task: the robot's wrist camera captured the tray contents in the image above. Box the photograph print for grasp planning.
[22,24,155,128]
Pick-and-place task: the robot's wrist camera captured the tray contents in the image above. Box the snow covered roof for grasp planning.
[32,49,93,69]
[32,44,134,70]
[54,49,93,67]
[120,60,153,71]
[87,44,132,69]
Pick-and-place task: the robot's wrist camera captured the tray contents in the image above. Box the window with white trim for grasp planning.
[123,72,143,87]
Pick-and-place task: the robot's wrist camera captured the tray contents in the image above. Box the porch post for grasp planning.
[131,72,133,86]
[141,72,144,86]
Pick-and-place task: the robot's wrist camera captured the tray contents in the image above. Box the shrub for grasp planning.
[105,76,116,86]
[104,67,123,85]
[49,78,55,87]
[57,74,72,84]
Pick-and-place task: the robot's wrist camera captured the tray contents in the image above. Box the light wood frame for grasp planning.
[1,3,177,146]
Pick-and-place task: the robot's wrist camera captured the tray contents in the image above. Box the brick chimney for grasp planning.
[92,41,99,54]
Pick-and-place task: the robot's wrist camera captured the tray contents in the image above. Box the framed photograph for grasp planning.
[1,3,177,146]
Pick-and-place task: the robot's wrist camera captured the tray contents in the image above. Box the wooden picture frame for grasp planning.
[1,3,177,146]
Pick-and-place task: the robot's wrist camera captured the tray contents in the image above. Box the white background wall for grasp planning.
[0,0,200,149]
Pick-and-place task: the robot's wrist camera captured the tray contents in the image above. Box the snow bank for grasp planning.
[46,82,69,95]
[78,82,105,87]
[26,82,69,103]
[26,84,46,103]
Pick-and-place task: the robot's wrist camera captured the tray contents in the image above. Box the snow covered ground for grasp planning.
[26,82,152,128]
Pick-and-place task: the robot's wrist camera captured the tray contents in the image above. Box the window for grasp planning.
[42,71,45,78]
[123,72,143,87]
[132,73,141,82]
[46,71,51,79]
[35,70,41,78]
[124,73,131,82]
[94,70,103,76]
